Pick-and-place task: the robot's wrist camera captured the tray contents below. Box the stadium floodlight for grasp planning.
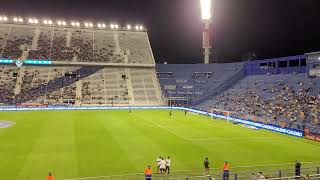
[75,22,80,27]
[28,18,34,23]
[3,16,8,21]
[57,21,62,25]
[13,17,18,22]
[135,25,139,30]
[114,24,119,29]
[0,17,2,21]
[62,21,67,26]
[127,25,131,30]
[48,20,53,25]
[98,23,105,28]
[110,24,115,29]
[318,57,320,60]
[85,22,93,28]
[71,21,76,26]
[34,19,38,24]
[43,20,48,24]
[200,0,212,20]
[18,18,23,22]
[139,25,144,30]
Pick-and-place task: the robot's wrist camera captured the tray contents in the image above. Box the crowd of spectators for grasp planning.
[0,27,152,64]
[50,31,75,61]
[203,75,320,133]
[2,35,32,59]
[28,32,51,59]
[0,66,17,103]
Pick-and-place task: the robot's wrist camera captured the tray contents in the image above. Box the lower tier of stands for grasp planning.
[0,65,164,106]
[197,73,320,134]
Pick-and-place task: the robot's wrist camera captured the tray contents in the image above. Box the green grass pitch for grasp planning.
[0,109,320,180]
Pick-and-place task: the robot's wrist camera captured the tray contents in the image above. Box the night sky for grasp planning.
[1,0,320,64]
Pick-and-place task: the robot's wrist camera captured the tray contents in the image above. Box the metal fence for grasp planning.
[64,165,320,180]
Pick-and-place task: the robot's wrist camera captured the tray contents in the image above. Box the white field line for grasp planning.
[134,114,277,141]
[64,161,320,180]
[188,137,280,141]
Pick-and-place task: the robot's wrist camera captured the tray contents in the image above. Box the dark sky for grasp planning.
[1,0,320,63]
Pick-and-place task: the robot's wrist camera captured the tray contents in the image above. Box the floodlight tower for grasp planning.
[200,0,212,64]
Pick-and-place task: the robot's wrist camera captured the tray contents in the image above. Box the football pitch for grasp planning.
[0,109,320,180]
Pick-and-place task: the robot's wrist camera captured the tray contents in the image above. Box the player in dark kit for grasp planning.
[204,157,210,175]
[169,110,172,116]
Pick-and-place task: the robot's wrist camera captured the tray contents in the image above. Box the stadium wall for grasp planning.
[0,105,304,138]
[244,55,307,75]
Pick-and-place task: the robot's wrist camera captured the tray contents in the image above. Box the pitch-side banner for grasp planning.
[0,106,303,138]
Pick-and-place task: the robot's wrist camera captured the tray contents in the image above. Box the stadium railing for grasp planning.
[63,166,320,180]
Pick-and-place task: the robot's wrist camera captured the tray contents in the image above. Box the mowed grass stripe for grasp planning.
[73,111,136,177]
[97,111,168,172]
[0,111,48,180]
[15,111,78,180]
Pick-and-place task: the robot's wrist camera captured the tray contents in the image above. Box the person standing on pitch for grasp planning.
[165,156,171,174]
[159,158,167,175]
[204,157,210,175]
[46,172,55,180]
[222,162,230,180]
[144,165,152,180]
[295,160,301,178]
[156,156,161,174]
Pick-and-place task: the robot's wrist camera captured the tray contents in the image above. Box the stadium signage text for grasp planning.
[0,106,304,138]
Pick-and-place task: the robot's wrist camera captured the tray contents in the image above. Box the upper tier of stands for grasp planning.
[0,23,154,64]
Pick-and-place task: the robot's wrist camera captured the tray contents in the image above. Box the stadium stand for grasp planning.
[156,63,244,105]
[0,23,153,64]
[197,73,320,133]
[157,55,320,135]
[0,22,164,106]
[0,65,19,104]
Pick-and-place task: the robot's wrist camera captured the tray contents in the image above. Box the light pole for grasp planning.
[200,0,212,64]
